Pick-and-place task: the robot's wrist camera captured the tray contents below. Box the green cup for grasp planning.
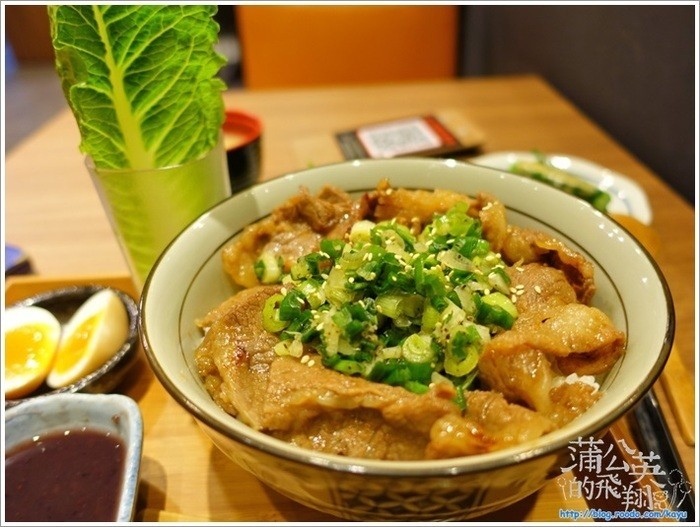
[87,138,231,290]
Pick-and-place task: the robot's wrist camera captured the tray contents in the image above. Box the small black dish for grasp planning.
[4,285,140,409]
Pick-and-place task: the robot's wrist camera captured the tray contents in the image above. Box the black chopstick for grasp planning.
[630,389,695,522]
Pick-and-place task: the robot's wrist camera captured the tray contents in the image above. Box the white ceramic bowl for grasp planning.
[4,392,143,522]
[140,158,673,521]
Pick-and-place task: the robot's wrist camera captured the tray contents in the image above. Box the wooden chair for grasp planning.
[235,5,459,89]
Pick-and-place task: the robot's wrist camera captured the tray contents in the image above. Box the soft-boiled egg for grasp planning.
[4,306,62,399]
[46,289,129,389]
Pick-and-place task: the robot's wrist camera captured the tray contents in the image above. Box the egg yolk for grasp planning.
[52,313,101,375]
[5,324,57,376]
[4,321,59,399]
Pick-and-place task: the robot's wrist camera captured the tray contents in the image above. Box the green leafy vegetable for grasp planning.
[48,5,226,170]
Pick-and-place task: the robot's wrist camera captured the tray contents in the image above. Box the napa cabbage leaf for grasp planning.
[48,5,226,170]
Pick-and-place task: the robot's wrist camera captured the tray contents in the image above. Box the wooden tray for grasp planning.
[4,274,671,522]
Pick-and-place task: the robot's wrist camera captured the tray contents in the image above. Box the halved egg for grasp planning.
[46,289,129,389]
[4,306,62,399]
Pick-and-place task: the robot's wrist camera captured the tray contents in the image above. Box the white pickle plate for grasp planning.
[469,151,652,225]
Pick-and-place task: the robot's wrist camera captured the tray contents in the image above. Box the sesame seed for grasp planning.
[307,359,316,367]
[534,285,542,294]
[301,355,310,364]
[348,276,355,283]
[511,294,517,303]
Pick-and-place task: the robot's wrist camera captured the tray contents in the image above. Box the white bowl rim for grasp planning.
[140,157,674,476]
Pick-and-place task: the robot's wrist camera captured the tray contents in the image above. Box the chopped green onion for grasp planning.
[477,292,518,329]
[274,337,303,357]
[262,293,288,333]
[330,359,365,376]
[404,381,430,394]
[487,267,511,294]
[349,220,376,244]
[255,251,283,284]
[297,279,326,308]
[260,202,518,396]
[401,333,435,363]
[420,303,440,332]
[320,238,346,260]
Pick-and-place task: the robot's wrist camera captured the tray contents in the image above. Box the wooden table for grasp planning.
[4,75,695,521]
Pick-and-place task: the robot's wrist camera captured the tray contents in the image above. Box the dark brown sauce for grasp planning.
[5,428,126,521]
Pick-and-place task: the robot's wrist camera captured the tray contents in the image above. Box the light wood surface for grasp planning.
[4,75,695,521]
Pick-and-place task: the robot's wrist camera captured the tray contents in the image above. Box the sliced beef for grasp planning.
[263,355,462,459]
[426,391,555,459]
[193,285,558,460]
[472,192,596,304]
[221,186,365,288]
[365,178,474,233]
[195,285,282,425]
